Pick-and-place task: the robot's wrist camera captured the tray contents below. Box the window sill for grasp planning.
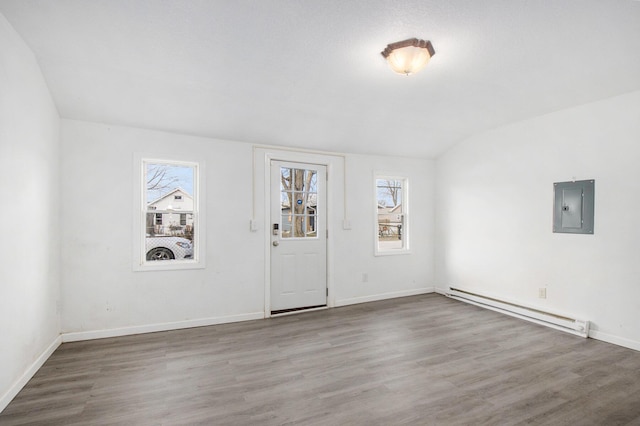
[133,259,205,272]
[374,249,412,257]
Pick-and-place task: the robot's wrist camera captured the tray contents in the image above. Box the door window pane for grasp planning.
[280,167,318,238]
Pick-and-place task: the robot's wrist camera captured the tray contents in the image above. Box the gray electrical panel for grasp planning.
[553,180,594,234]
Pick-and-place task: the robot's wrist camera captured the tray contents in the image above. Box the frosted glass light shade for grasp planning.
[381,38,435,76]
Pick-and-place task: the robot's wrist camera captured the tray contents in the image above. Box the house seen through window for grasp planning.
[143,161,197,262]
[376,177,408,253]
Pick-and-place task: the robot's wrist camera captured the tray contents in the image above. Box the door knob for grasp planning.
[272,241,279,247]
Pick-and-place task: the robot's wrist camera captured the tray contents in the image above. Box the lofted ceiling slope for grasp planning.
[1,0,639,158]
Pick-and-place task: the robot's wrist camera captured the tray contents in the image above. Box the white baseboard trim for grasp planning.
[334,287,434,307]
[61,312,265,343]
[434,287,448,295]
[589,330,640,352]
[1,335,62,413]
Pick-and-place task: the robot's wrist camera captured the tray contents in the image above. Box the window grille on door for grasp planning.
[279,167,318,238]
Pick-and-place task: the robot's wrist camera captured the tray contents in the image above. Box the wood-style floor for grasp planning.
[2,294,640,425]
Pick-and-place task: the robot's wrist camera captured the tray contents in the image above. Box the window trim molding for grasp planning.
[133,154,206,272]
[374,173,411,256]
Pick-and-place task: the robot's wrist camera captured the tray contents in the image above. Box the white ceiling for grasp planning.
[1,0,639,158]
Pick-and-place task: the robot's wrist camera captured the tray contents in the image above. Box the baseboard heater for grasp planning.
[446,287,589,338]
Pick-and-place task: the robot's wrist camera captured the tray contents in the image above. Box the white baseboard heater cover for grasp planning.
[447,287,589,338]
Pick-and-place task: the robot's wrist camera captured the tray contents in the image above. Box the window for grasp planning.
[375,176,408,254]
[135,158,202,269]
[279,166,318,238]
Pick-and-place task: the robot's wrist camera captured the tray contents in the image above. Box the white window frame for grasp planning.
[133,155,206,271]
[374,174,410,256]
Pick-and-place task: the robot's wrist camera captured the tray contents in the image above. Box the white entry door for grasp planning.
[270,160,327,313]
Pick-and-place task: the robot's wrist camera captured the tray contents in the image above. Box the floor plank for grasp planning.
[2,294,640,425]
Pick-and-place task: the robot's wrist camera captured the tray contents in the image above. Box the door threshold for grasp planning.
[271,305,327,317]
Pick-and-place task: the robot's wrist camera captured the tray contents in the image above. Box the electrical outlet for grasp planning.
[539,288,547,299]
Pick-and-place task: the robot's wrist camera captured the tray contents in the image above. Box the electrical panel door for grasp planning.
[553,180,594,234]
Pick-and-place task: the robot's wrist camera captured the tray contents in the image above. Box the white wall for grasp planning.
[436,90,640,350]
[60,120,436,337]
[0,13,60,410]
[60,121,263,336]
[335,154,435,305]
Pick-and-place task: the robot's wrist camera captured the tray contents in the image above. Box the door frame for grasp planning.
[256,148,342,318]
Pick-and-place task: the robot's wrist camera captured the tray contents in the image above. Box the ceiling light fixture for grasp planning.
[381,38,435,76]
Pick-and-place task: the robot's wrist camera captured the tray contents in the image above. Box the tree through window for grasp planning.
[376,177,408,253]
[280,167,318,238]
